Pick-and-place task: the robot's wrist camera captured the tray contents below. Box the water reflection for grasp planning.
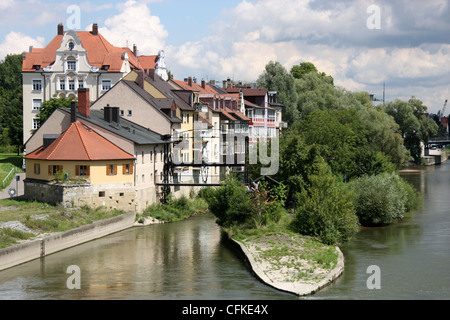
[0,214,294,300]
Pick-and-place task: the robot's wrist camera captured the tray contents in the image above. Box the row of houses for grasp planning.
[21,23,286,213]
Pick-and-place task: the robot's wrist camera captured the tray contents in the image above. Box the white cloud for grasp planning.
[0,31,45,60]
[98,0,168,54]
[0,0,15,11]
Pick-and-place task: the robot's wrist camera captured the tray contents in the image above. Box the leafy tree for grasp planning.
[291,160,359,245]
[350,173,422,226]
[290,61,334,85]
[385,97,438,164]
[256,61,299,125]
[0,54,23,154]
[36,95,74,128]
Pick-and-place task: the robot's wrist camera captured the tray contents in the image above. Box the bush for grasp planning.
[291,163,360,245]
[350,172,421,226]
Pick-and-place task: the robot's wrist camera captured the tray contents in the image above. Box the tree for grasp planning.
[0,54,23,154]
[256,61,299,125]
[36,95,74,128]
[385,97,438,164]
[290,61,334,85]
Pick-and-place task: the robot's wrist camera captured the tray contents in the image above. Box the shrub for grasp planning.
[291,163,359,245]
[350,172,421,226]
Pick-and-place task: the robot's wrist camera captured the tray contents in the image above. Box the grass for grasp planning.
[0,153,23,190]
[0,198,125,249]
[139,195,209,223]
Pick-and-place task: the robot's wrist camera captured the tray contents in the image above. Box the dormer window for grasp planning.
[67,61,76,71]
[68,41,75,51]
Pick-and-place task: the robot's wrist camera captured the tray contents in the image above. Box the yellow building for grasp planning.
[24,121,137,211]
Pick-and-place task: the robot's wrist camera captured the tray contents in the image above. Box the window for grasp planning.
[32,99,42,111]
[48,165,63,175]
[68,79,75,91]
[102,80,111,91]
[67,61,76,71]
[34,163,40,175]
[123,164,133,175]
[60,79,65,90]
[150,151,153,162]
[141,151,145,164]
[75,165,90,176]
[78,79,84,89]
[120,110,124,116]
[32,80,42,91]
[99,191,105,197]
[142,174,145,183]
[32,118,39,130]
[106,164,117,176]
[127,110,132,116]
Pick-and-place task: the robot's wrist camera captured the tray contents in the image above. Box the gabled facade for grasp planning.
[24,88,167,212]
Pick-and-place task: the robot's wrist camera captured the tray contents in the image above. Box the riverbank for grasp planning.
[226,231,344,296]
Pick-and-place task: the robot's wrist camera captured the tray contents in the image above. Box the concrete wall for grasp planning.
[0,212,135,271]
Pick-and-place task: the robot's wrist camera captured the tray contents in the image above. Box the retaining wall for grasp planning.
[0,212,136,271]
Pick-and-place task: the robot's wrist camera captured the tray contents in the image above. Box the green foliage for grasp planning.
[256,60,299,125]
[290,62,334,85]
[143,195,209,222]
[36,95,74,128]
[291,162,359,245]
[349,173,422,226]
[385,97,438,164]
[0,54,23,153]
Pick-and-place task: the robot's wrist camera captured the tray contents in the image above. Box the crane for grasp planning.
[438,99,448,118]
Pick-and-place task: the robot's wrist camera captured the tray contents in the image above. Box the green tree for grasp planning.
[290,61,334,85]
[291,161,359,245]
[385,97,438,164]
[256,61,299,125]
[36,95,74,128]
[0,54,23,154]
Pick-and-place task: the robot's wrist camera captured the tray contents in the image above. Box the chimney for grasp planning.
[92,23,98,36]
[112,107,120,124]
[77,88,90,117]
[137,70,145,88]
[133,44,137,57]
[104,104,112,122]
[188,76,192,87]
[57,23,64,36]
[148,68,155,80]
[70,100,77,123]
[201,80,206,90]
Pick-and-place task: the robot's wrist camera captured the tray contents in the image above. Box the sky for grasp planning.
[0,0,449,114]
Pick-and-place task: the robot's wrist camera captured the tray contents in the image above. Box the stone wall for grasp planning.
[0,212,136,271]
[24,179,137,212]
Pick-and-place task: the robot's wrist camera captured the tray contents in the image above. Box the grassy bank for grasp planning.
[138,195,209,223]
[0,198,125,249]
[0,153,23,190]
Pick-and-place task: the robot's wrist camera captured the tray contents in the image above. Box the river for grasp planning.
[0,163,449,300]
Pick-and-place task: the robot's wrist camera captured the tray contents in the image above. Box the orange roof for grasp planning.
[25,122,135,161]
[23,31,144,72]
[172,79,219,95]
[138,55,158,71]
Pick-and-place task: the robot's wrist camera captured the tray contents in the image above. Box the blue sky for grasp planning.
[1,0,449,114]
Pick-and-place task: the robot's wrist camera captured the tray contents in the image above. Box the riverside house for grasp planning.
[24,88,167,213]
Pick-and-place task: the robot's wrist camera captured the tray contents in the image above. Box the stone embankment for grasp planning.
[230,233,344,296]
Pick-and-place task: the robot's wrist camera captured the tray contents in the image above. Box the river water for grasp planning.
[0,163,449,300]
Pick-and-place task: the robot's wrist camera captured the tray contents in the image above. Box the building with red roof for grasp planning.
[22,23,167,145]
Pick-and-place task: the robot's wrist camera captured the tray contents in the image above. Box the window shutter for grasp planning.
[122,164,126,175]
[75,165,80,176]
[114,165,117,175]
[106,165,111,175]
[86,166,90,176]
[130,164,134,174]
[48,165,52,175]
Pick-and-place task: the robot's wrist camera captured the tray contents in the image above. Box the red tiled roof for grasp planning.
[22,31,144,72]
[138,55,158,71]
[172,79,219,95]
[226,87,268,97]
[25,122,135,161]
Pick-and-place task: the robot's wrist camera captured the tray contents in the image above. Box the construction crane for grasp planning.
[438,99,448,118]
